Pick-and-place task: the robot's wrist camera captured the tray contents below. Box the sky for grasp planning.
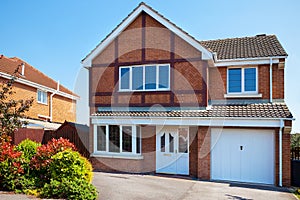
[1,0,300,131]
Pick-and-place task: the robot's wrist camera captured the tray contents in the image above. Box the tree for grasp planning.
[0,62,33,137]
[291,133,300,149]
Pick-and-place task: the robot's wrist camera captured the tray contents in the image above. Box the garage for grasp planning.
[211,128,275,184]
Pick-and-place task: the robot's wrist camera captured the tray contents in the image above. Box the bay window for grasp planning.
[95,125,142,156]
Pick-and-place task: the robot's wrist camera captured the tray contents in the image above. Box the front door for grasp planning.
[156,127,189,175]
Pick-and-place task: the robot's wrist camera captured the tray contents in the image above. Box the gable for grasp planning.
[82,3,213,67]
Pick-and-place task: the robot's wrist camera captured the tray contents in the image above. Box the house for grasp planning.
[0,55,78,128]
[82,3,293,186]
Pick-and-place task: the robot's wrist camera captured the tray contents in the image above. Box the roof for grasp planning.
[0,55,78,98]
[200,34,288,60]
[81,2,212,66]
[22,118,62,130]
[92,103,293,119]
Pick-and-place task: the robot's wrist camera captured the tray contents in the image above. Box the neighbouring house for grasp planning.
[0,55,79,130]
[82,3,294,186]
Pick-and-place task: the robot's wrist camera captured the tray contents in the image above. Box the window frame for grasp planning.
[37,89,48,105]
[119,64,170,92]
[227,66,258,94]
[94,125,142,157]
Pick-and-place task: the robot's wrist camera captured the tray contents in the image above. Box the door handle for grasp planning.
[175,149,177,154]
[240,146,243,151]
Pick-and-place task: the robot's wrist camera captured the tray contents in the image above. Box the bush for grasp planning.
[15,139,41,162]
[40,178,98,200]
[0,137,24,190]
[49,149,93,183]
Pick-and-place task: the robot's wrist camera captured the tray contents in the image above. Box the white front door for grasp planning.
[156,127,189,175]
[211,128,275,184]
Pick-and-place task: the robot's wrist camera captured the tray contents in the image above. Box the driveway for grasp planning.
[92,172,297,200]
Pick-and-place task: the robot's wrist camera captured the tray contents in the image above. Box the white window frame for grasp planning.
[37,89,47,105]
[227,66,258,94]
[119,64,170,92]
[93,125,142,159]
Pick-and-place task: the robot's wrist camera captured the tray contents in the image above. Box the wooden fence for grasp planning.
[42,122,90,158]
[291,147,300,160]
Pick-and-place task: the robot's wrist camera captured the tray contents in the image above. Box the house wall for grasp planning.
[90,13,210,110]
[208,64,285,101]
[0,78,76,123]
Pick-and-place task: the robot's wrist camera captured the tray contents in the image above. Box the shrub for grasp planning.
[15,139,41,162]
[0,137,24,190]
[49,149,93,183]
[40,178,98,200]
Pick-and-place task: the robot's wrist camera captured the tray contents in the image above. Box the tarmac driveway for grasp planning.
[92,172,297,200]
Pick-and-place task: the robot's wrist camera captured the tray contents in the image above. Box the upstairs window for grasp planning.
[119,64,170,91]
[228,67,257,94]
[37,90,47,104]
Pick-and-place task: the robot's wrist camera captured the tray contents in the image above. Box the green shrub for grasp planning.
[15,139,41,162]
[49,149,93,183]
[40,178,98,200]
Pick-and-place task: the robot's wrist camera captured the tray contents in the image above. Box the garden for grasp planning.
[0,137,98,199]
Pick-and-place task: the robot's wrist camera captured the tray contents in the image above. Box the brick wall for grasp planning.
[209,64,285,101]
[4,80,76,123]
[90,13,210,109]
[198,126,210,180]
[189,126,198,177]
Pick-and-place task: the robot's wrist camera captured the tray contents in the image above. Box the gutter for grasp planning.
[279,119,284,187]
[50,81,60,122]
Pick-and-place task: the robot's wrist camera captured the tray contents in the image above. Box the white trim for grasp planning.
[279,119,284,187]
[214,57,283,67]
[81,4,212,67]
[0,72,78,100]
[91,153,144,160]
[224,93,262,98]
[119,64,170,92]
[227,67,258,95]
[91,117,285,128]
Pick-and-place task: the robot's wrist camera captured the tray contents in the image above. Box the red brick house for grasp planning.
[0,55,78,126]
[82,3,293,186]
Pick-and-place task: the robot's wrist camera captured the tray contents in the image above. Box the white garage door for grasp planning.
[211,128,275,184]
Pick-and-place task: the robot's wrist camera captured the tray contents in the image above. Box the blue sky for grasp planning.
[1,0,299,132]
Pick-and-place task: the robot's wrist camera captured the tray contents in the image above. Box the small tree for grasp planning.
[291,133,300,149]
[0,62,33,137]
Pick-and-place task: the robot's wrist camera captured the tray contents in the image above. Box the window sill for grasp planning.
[91,153,144,160]
[224,93,262,98]
[37,101,48,105]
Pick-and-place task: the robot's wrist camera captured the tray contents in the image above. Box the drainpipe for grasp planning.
[279,119,284,187]
[50,81,60,122]
[270,58,273,103]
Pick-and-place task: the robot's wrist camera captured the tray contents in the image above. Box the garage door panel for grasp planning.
[211,129,275,185]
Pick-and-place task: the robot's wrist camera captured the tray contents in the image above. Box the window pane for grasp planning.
[109,125,120,152]
[132,67,143,90]
[160,133,165,152]
[169,133,174,153]
[136,126,141,154]
[120,68,130,90]
[178,128,188,153]
[37,91,42,102]
[122,126,132,152]
[145,66,156,90]
[42,91,47,104]
[158,65,169,89]
[228,68,241,93]
[244,68,256,92]
[97,126,106,151]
